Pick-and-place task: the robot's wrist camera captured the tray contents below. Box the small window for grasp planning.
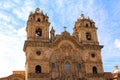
[93,66,97,74]
[78,64,81,69]
[35,65,41,73]
[91,53,95,58]
[35,28,42,36]
[86,32,91,40]
[86,24,89,27]
[30,17,33,20]
[67,76,70,80]
[45,19,48,22]
[78,78,81,80]
[51,63,55,69]
[37,18,41,22]
[36,50,41,56]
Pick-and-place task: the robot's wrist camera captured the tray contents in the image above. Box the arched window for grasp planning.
[78,64,81,69]
[93,66,97,74]
[51,63,55,69]
[67,76,70,80]
[86,32,91,40]
[86,23,89,27]
[35,28,42,36]
[35,65,41,73]
[91,53,95,58]
[65,61,70,72]
[37,18,41,22]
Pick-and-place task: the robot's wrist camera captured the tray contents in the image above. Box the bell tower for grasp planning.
[72,14,104,75]
[73,14,99,45]
[24,8,51,80]
[26,8,50,41]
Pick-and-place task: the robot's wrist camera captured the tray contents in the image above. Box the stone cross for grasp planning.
[64,26,67,31]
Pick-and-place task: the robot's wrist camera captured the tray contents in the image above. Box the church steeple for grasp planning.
[26,8,50,41]
[73,14,99,45]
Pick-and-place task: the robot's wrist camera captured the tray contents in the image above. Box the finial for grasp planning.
[52,26,53,28]
[30,11,33,14]
[88,16,90,20]
[50,26,55,33]
[114,65,119,70]
[45,13,47,16]
[41,10,43,14]
[80,14,85,19]
[64,26,67,31]
[51,26,54,30]
[35,8,40,13]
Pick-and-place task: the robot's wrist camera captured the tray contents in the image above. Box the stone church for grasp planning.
[0,8,120,80]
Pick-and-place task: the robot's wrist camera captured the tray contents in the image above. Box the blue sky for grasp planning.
[0,0,120,77]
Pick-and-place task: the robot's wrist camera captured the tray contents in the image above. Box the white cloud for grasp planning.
[0,1,15,9]
[0,13,26,77]
[16,26,26,37]
[40,0,49,5]
[114,39,120,49]
[0,0,31,77]
[0,12,18,28]
[0,28,26,77]
[12,0,21,4]
[13,0,35,21]
[0,13,11,22]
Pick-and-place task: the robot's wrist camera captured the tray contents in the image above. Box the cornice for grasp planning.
[83,44,103,50]
[28,73,49,78]
[23,41,52,51]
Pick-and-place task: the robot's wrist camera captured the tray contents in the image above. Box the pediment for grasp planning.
[53,34,83,49]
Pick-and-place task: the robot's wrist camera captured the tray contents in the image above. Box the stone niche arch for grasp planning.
[58,40,75,49]
[49,40,82,63]
[50,54,57,71]
[50,54,57,62]
[58,41,75,57]
[51,40,82,60]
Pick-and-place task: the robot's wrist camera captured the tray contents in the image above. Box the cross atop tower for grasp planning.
[64,26,67,31]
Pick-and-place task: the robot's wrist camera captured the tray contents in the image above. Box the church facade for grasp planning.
[0,8,120,80]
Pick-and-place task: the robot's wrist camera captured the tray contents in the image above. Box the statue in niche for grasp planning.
[51,54,57,62]
[60,43,73,52]
[66,52,69,56]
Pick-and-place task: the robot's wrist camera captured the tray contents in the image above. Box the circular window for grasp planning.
[91,53,95,58]
[36,50,41,56]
